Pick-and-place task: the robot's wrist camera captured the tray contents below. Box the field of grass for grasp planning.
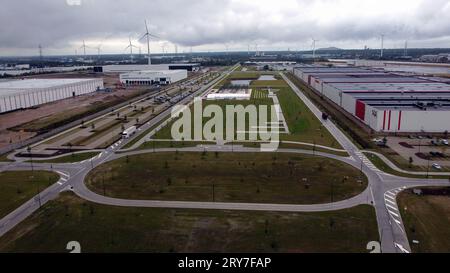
[150,74,341,150]
[0,171,59,219]
[86,152,367,204]
[276,86,341,148]
[153,98,275,141]
[0,192,378,253]
[30,152,100,164]
[398,187,450,253]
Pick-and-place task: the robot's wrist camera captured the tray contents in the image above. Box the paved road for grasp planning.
[281,72,450,253]
[0,66,449,254]
[364,150,450,176]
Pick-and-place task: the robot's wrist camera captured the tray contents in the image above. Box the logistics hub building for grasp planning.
[119,70,188,86]
[293,66,450,133]
[0,78,104,113]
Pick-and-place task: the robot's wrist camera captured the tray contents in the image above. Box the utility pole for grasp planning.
[27,146,34,172]
[380,34,385,59]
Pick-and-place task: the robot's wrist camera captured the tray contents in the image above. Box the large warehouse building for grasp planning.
[119,70,188,86]
[293,66,450,133]
[0,78,104,113]
[95,63,200,73]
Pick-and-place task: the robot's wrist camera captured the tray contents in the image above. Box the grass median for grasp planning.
[0,171,59,219]
[398,187,450,253]
[86,152,367,204]
[0,192,378,253]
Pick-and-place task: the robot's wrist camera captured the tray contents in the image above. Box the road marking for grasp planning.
[385,198,397,206]
[388,210,400,218]
[386,203,398,211]
[385,194,395,201]
[395,243,410,253]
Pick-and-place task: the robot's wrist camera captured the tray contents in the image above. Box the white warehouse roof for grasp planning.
[0,79,102,98]
[0,78,98,89]
[121,70,186,76]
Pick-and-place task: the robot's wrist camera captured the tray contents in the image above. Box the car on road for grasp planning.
[432,163,442,170]
[440,139,449,145]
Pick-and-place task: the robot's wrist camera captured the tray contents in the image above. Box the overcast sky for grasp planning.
[1,0,450,56]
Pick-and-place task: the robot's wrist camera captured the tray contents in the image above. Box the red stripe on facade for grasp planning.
[388,110,392,131]
[398,111,402,131]
[383,111,386,131]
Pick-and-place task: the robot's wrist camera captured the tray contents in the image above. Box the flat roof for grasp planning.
[296,65,450,110]
[330,82,450,92]
[0,78,98,90]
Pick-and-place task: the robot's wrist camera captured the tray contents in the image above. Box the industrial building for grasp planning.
[95,63,200,73]
[0,78,104,113]
[293,65,450,133]
[119,70,187,86]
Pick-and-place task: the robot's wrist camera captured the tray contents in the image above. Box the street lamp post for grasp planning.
[27,146,34,172]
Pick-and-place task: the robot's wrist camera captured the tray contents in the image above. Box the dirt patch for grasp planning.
[0,72,150,150]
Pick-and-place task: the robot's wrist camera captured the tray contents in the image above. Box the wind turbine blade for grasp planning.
[139,33,147,42]
[145,20,149,33]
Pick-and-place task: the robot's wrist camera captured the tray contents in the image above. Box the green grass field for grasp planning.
[0,171,59,219]
[153,98,275,141]
[86,152,367,204]
[0,192,378,253]
[148,74,341,149]
[398,187,450,253]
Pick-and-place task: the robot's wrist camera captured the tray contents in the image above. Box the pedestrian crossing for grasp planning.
[56,171,70,186]
[384,186,407,230]
[353,151,380,172]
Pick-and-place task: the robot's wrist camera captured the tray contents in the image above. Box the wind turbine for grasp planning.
[80,40,88,59]
[95,43,104,60]
[125,37,139,62]
[139,20,159,65]
[380,34,385,58]
[311,38,319,60]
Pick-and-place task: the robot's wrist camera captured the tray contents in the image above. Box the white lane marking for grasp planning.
[56,171,69,178]
[388,210,400,218]
[395,243,410,254]
[386,203,398,211]
[385,192,396,198]
[385,194,396,201]
[385,198,397,206]
[57,182,63,185]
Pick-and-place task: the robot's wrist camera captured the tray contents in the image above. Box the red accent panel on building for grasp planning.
[355,100,366,121]
[398,111,402,131]
[388,111,392,131]
[383,111,386,131]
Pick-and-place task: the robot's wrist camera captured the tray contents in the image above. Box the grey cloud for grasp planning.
[0,0,450,55]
